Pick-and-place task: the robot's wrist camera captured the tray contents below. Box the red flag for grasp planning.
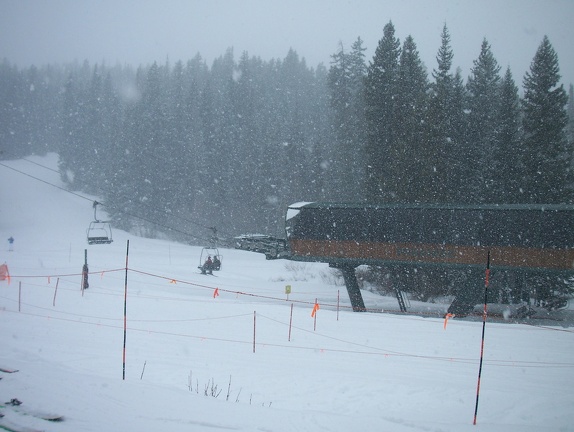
[213,288,219,298]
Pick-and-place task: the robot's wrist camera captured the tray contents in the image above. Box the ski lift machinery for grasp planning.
[87,201,113,245]
[198,227,222,270]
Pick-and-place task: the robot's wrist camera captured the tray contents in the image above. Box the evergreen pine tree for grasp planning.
[307,62,335,206]
[59,65,91,189]
[182,53,209,226]
[0,60,22,158]
[234,51,270,231]
[424,25,467,203]
[364,21,401,202]
[84,65,107,194]
[521,36,570,203]
[347,37,368,200]
[393,35,429,202]
[448,68,469,202]
[22,65,60,156]
[327,37,367,201]
[495,67,522,203]
[567,84,574,161]
[328,41,352,198]
[198,48,236,232]
[161,60,193,239]
[465,39,502,203]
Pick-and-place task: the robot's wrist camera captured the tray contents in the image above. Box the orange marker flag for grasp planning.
[443,313,454,330]
[170,279,177,284]
[0,263,10,284]
[213,288,220,298]
[311,302,320,317]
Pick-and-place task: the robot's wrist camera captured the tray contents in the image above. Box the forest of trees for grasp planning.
[1,22,573,246]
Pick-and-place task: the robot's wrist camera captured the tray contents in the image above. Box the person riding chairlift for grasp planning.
[202,256,213,274]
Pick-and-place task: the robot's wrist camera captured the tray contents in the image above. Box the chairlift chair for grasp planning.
[87,221,113,244]
[87,201,113,245]
[199,247,222,271]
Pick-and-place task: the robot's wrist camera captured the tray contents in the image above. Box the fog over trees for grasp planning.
[1,22,572,244]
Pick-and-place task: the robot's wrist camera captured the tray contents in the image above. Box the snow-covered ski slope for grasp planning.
[1,154,573,432]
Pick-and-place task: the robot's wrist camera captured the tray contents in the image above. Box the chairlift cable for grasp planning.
[0,161,237,247]
[6,159,239,241]
[22,157,61,173]
[0,162,93,203]
[13,158,221,232]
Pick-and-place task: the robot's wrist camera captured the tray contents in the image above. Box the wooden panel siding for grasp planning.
[289,239,574,272]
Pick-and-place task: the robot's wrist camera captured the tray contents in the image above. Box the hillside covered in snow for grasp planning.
[1,154,573,431]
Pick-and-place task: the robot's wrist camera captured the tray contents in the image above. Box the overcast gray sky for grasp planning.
[1,0,573,87]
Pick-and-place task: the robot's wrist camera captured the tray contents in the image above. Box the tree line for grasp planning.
[1,22,573,244]
[331,23,573,205]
